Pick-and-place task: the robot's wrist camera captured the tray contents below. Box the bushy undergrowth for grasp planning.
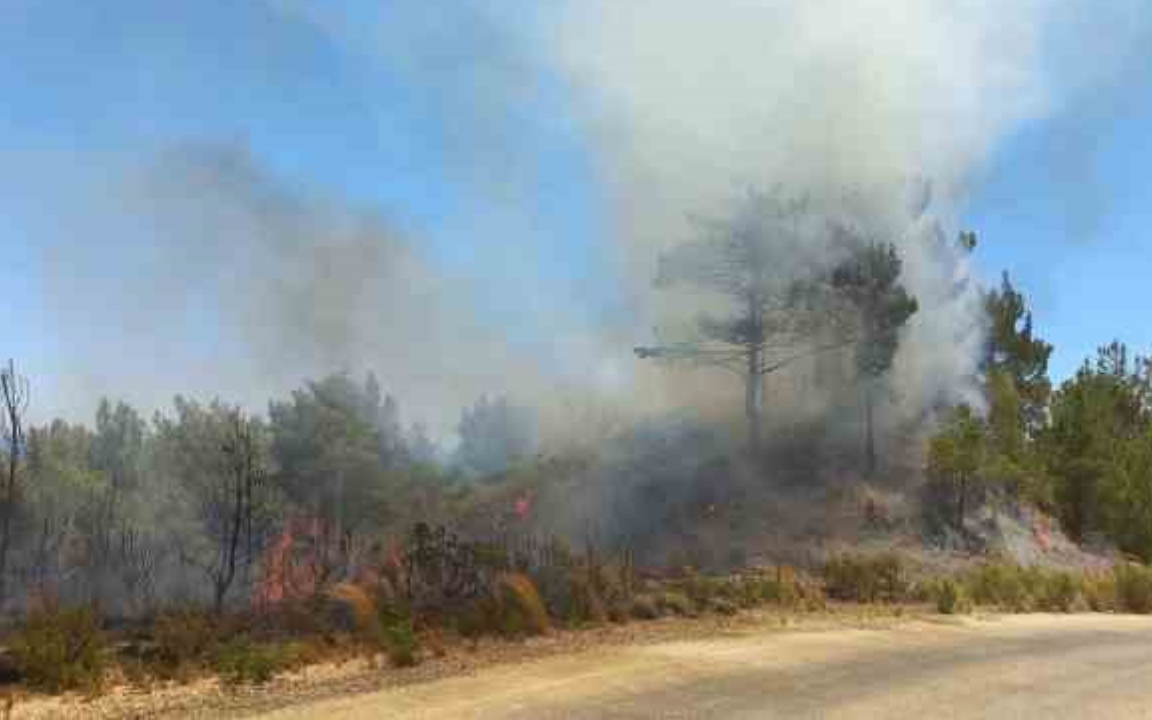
[9,603,106,693]
[945,562,1152,615]
[1114,563,1152,613]
[17,552,1152,699]
[822,553,908,603]
[150,608,222,679]
[931,578,971,615]
[495,572,552,637]
[212,639,296,687]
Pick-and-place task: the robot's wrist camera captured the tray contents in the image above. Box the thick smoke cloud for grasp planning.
[29,0,1152,442]
[545,0,1151,418]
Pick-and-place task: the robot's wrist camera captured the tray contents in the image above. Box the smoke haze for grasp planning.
[21,0,1152,440]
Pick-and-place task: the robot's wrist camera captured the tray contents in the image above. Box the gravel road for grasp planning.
[261,614,1152,719]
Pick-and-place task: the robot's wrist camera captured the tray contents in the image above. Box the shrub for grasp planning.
[495,573,551,637]
[328,582,384,638]
[454,599,497,641]
[965,563,1031,612]
[932,578,971,615]
[823,553,906,603]
[1115,564,1152,614]
[656,591,695,617]
[212,639,292,687]
[551,569,608,627]
[380,620,420,668]
[1032,571,1083,613]
[10,604,106,693]
[150,608,221,679]
[629,595,662,620]
[1083,572,1118,612]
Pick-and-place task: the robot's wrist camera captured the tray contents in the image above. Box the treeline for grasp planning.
[0,369,539,616]
[929,269,1152,560]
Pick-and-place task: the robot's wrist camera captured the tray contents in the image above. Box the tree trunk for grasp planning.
[746,290,764,453]
[864,383,877,477]
[746,354,763,452]
[956,475,968,532]
[0,453,17,606]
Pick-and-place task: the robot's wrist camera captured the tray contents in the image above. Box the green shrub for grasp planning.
[151,608,221,676]
[10,604,106,693]
[1083,572,1118,612]
[657,591,695,617]
[380,620,420,668]
[757,568,804,607]
[1033,572,1083,613]
[212,639,291,687]
[965,563,1032,612]
[932,578,971,615]
[454,599,497,641]
[823,553,906,603]
[1115,564,1152,614]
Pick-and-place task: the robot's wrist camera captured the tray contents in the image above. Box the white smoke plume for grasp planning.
[26,0,1152,440]
[542,0,1150,418]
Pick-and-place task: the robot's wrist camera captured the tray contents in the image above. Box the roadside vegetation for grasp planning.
[5,207,1152,703]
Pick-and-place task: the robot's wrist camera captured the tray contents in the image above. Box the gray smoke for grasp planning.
[29,0,1152,442]
[545,0,1151,419]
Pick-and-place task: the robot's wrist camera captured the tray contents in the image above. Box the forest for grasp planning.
[3,189,1152,696]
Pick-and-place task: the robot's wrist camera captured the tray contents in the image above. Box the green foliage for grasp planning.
[823,553,907,603]
[1114,564,1152,614]
[149,608,222,679]
[656,591,695,617]
[211,639,296,686]
[379,620,419,668]
[455,396,538,480]
[1043,343,1152,555]
[962,564,1088,613]
[932,578,971,615]
[965,563,1031,611]
[10,604,106,693]
[267,372,401,532]
[1082,572,1119,612]
[927,405,986,529]
[983,272,1054,436]
[831,241,919,398]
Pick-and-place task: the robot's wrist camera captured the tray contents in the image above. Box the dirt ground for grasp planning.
[262,613,1152,720]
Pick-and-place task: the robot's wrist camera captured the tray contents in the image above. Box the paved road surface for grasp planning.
[263,614,1152,719]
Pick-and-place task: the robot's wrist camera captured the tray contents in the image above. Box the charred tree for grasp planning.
[208,411,268,615]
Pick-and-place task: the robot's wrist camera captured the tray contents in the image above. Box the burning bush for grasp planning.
[495,573,551,637]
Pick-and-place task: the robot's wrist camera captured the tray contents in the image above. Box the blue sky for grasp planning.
[1,1,1151,418]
